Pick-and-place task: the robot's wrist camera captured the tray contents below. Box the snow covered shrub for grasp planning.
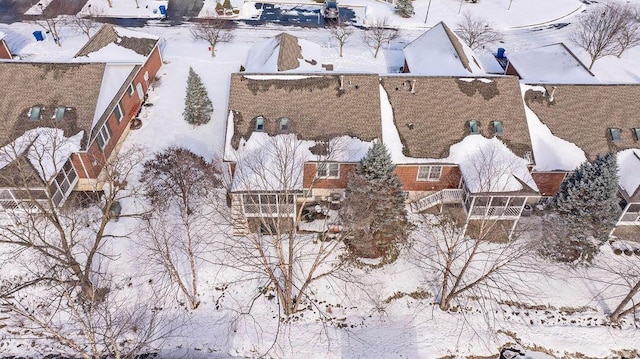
[539,153,620,263]
[340,141,410,262]
[395,0,414,18]
[183,67,213,126]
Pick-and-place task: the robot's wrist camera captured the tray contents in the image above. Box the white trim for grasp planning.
[416,165,442,182]
[316,162,340,179]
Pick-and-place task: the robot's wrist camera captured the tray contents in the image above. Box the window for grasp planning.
[49,161,78,207]
[317,162,339,178]
[127,84,135,96]
[114,102,123,123]
[417,165,442,181]
[493,120,503,135]
[255,116,265,131]
[29,106,42,121]
[633,128,640,142]
[468,120,479,134]
[54,106,66,121]
[96,122,111,151]
[280,117,289,131]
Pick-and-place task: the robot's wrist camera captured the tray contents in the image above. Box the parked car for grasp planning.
[324,1,339,20]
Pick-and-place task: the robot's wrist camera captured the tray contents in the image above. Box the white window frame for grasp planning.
[417,165,442,182]
[29,106,42,121]
[54,106,66,121]
[114,102,123,123]
[127,83,135,96]
[317,162,340,179]
[96,122,111,151]
[50,160,78,207]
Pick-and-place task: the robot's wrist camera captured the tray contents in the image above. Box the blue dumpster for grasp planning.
[159,5,167,15]
[33,31,44,41]
[496,47,506,59]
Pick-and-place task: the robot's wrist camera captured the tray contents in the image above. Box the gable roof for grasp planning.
[402,22,486,76]
[522,84,640,162]
[225,73,382,157]
[74,24,159,61]
[0,62,108,148]
[506,43,596,84]
[245,33,325,72]
[380,75,532,159]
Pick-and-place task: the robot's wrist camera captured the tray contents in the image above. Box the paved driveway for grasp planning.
[0,0,38,23]
[166,0,205,21]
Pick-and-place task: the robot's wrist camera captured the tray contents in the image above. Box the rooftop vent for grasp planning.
[633,128,640,142]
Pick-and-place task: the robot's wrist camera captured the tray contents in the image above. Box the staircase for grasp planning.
[230,197,250,236]
[410,189,464,213]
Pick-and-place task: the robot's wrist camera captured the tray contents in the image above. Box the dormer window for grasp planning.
[280,117,289,131]
[633,128,640,142]
[255,116,265,131]
[493,120,503,136]
[54,106,66,121]
[468,120,479,135]
[610,128,621,142]
[29,106,42,121]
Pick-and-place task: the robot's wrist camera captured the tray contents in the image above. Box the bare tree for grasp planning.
[362,17,399,58]
[329,23,354,57]
[139,147,223,310]
[409,140,538,311]
[455,12,503,50]
[0,131,175,355]
[191,19,235,58]
[222,135,351,318]
[71,6,105,40]
[570,2,640,70]
[34,3,67,47]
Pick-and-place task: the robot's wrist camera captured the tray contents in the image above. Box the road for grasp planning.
[0,0,38,23]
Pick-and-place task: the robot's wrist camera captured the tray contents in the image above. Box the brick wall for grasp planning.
[303,163,356,189]
[76,47,163,179]
[395,165,461,191]
[531,171,567,197]
[0,39,11,59]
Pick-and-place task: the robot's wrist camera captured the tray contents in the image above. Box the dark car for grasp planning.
[324,1,339,20]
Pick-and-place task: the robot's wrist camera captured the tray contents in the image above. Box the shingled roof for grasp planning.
[227,74,382,151]
[523,84,640,161]
[380,75,532,159]
[402,22,486,76]
[0,62,107,148]
[74,24,159,59]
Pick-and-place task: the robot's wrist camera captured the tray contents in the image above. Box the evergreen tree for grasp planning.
[222,0,232,9]
[395,0,414,18]
[340,141,410,262]
[541,153,620,263]
[183,67,213,126]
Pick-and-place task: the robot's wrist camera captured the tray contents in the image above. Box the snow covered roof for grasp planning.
[0,62,106,148]
[245,33,328,72]
[0,128,83,186]
[402,22,487,76]
[74,24,160,61]
[0,31,5,40]
[92,64,139,128]
[522,84,640,165]
[506,43,597,84]
[617,149,640,201]
[225,73,382,160]
[380,75,532,160]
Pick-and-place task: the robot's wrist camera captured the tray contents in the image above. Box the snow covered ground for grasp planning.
[2,0,640,357]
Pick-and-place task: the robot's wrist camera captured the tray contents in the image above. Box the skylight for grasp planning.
[633,128,640,142]
[610,128,621,142]
[493,120,503,135]
[280,117,289,131]
[29,106,42,121]
[54,107,66,121]
[469,120,479,134]
[255,116,265,131]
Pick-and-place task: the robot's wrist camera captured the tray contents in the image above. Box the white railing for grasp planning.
[411,189,464,213]
[243,203,296,217]
[620,212,640,223]
[469,206,522,218]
